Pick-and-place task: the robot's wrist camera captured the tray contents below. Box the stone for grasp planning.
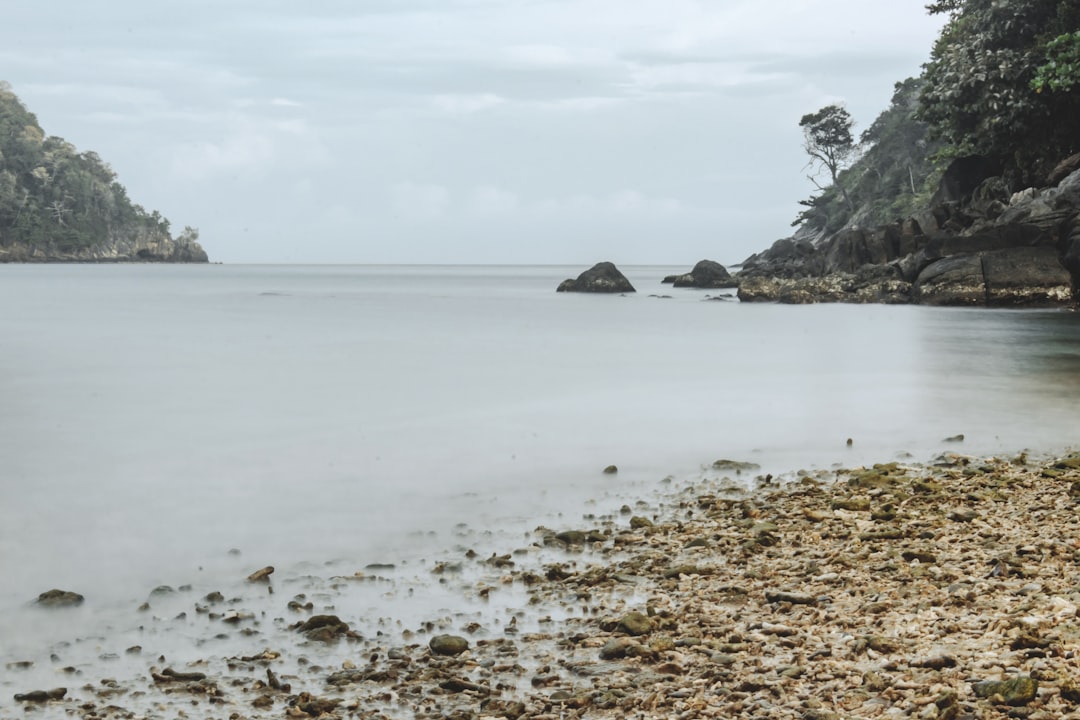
[616,611,653,636]
[972,676,1038,706]
[764,590,817,606]
[13,688,66,702]
[247,566,274,582]
[913,255,986,305]
[556,262,635,293]
[34,589,84,608]
[600,637,646,660]
[666,259,737,288]
[982,246,1072,306]
[295,614,354,642]
[429,634,470,656]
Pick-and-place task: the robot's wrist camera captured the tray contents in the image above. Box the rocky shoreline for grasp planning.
[8,450,1080,719]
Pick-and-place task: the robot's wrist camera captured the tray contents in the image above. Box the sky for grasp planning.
[1,1,947,265]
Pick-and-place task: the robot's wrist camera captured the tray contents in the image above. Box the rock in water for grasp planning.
[429,634,470,656]
[556,262,635,293]
[13,688,66,702]
[663,259,737,288]
[34,589,84,608]
[247,566,274,582]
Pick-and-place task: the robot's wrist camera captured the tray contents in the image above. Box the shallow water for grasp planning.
[1,263,1079,706]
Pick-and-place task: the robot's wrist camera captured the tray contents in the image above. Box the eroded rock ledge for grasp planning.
[737,159,1080,306]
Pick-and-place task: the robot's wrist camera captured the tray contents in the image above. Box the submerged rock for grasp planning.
[13,688,66,703]
[34,589,84,608]
[556,262,636,293]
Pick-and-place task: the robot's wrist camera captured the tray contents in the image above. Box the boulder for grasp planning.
[663,259,736,288]
[983,247,1072,306]
[739,232,825,279]
[930,155,1002,206]
[914,248,1071,307]
[1048,152,1080,186]
[429,634,469,656]
[34,589,84,608]
[557,262,635,293]
[913,255,986,306]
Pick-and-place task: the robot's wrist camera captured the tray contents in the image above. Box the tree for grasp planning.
[799,104,857,213]
[918,0,1080,184]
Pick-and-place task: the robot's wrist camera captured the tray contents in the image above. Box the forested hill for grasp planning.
[737,0,1080,306]
[792,0,1080,236]
[0,82,206,263]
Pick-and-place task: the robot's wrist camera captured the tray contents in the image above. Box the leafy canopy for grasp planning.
[799,104,857,212]
[0,82,182,253]
[918,0,1080,183]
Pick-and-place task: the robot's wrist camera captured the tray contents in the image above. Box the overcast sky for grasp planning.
[2,1,946,265]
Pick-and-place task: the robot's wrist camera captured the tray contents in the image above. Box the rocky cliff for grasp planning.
[0,225,208,263]
[736,155,1080,307]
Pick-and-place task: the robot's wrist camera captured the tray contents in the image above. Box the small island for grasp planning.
[0,82,207,263]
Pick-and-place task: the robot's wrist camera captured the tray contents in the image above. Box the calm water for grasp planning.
[1,263,1079,678]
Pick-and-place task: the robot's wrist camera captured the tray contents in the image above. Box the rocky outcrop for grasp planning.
[0,226,208,263]
[738,159,1080,306]
[34,589,84,607]
[662,259,737,288]
[557,262,635,293]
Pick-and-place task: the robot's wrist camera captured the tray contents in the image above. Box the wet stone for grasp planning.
[616,611,653,636]
[34,589,84,607]
[429,634,470,656]
[972,676,1039,705]
[13,688,66,703]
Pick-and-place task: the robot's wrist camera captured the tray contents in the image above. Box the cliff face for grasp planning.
[0,225,209,263]
[736,156,1080,307]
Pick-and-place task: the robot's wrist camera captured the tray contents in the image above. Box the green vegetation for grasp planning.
[798,104,857,215]
[796,0,1080,233]
[0,81,195,256]
[795,79,943,233]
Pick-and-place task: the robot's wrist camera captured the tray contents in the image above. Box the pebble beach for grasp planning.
[8,449,1080,720]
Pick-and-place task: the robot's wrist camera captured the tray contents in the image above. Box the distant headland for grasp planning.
[0,82,207,263]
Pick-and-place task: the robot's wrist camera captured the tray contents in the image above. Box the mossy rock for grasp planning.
[429,634,470,656]
[972,676,1038,705]
[34,589,84,608]
[616,611,654,636]
[712,459,761,473]
[832,498,871,512]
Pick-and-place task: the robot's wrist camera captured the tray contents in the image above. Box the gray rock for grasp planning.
[616,611,653,636]
[972,676,1038,705]
[34,590,84,608]
[913,255,986,306]
[429,634,469,656]
[665,259,736,288]
[556,262,635,293]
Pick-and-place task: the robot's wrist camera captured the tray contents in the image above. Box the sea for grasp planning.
[1,263,1079,708]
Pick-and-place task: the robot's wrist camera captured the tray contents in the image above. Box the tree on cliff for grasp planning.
[919,0,1080,184]
[799,104,857,214]
[0,82,196,258]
